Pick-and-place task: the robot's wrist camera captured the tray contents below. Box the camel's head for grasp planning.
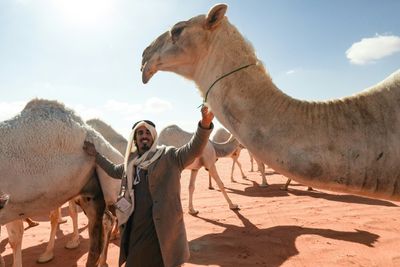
[141,4,228,84]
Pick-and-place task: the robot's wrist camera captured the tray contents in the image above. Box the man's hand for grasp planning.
[83,141,97,156]
[200,105,214,129]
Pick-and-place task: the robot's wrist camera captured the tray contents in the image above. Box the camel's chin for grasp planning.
[141,63,157,84]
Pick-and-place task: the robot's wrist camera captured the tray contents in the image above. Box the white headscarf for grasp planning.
[124,121,164,175]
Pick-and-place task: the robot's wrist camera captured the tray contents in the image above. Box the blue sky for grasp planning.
[1,0,399,138]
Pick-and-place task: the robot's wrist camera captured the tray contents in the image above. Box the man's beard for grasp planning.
[140,143,151,152]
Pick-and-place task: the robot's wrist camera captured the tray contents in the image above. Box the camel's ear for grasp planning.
[205,3,227,30]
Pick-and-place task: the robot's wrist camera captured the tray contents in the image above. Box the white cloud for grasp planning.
[286,69,296,75]
[0,101,27,121]
[104,98,172,121]
[73,104,104,121]
[346,35,400,65]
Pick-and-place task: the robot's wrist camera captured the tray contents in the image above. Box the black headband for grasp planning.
[132,120,156,129]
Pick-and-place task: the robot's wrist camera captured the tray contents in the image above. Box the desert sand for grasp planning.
[2,150,400,267]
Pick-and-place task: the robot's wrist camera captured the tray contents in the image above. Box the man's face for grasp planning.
[135,125,154,155]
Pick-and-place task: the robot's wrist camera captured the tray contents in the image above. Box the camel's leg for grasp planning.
[24,218,39,228]
[233,157,247,179]
[255,159,268,187]
[77,195,105,267]
[57,206,67,224]
[37,208,59,263]
[282,178,313,191]
[230,159,236,182]
[249,153,254,172]
[208,174,214,190]
[6,219,24,267]
[208,165,239,210]
[65,199,80,249]
[98,210,115,267]
[281,178,291,190]
[188,169,199,215]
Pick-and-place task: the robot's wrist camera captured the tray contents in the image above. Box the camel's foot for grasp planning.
[25,218,39,228]
[242,175,247,179]
[280,185,289,191]
[307,187,313,191]
[188,208,199,216]
[208,186,214,190]
[0,193,9,209]
[229,204,239,210]
[65,237,80,249]
[37,251,54,264]
[259,183,269,188]
[230,179,236,183]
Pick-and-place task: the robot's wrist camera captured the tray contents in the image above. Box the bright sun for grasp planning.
[55,0,114,28]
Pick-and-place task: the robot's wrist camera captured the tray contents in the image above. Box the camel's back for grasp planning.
[212,128,231,143]
[158,125,193,147]
[87,118,127,154]
[0,99,94,223]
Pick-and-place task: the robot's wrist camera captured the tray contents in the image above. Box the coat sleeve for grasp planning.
[95,153,124,179]
[173,122,213,170]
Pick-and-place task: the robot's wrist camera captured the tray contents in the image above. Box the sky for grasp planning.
[1,0,399,138]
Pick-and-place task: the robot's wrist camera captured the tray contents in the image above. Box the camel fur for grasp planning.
[141,3,400,201]
[0,99,123,267]
[158,124,238,215]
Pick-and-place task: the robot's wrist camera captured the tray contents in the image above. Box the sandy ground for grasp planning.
[2,150,400,267]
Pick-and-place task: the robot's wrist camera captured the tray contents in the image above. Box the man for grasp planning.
[83,106,214,267]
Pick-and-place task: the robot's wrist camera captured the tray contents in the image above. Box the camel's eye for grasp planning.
[171,26,184,42]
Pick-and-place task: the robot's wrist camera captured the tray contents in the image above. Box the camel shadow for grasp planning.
[225,182,398,207]
[1,224,89,267]
[189,210,379,267]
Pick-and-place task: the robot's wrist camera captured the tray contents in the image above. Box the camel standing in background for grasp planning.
[158,124,239,215]
[211,128,268,187]
[212,128,247,182]
[141,4,400,201]
[0,99,123,267]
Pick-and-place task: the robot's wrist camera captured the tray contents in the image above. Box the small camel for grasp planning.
[0,99,123,267]
[211,128,268,187]
[141,4,400,201]
[158,124,239,215]
[211,128,247,182]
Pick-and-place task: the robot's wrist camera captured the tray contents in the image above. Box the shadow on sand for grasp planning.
[189,210,379,267]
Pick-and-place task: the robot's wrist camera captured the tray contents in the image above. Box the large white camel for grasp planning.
[141,4,400,201]
[0,99,123,267]
[158,124,239,215]
[32,118,127,266]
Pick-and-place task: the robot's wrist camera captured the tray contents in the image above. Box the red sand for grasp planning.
[2,150,400,267]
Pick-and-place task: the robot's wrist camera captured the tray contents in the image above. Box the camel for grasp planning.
[141,4,400,201]
[211,128,268,187]
[212,128,247,182]
[213,128,312,190]
[0,98,123,267]
[86,119,127,155]
[158,124,239,215]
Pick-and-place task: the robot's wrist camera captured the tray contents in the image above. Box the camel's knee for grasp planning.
[0,193,10,209]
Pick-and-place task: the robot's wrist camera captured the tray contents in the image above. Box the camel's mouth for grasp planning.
[141,61,157,84]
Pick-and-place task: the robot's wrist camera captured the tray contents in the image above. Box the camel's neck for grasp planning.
[192,22,400,200]
[210,135,240,158]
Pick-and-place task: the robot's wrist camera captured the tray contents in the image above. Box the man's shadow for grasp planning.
[189,210,379,267]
